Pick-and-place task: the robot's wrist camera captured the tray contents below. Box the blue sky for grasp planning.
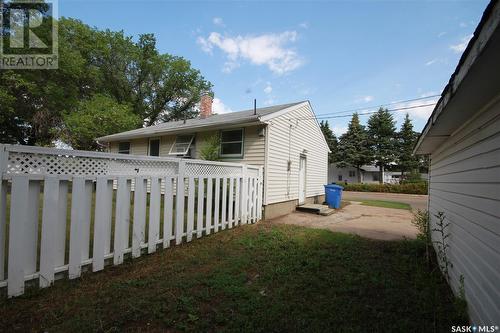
[60,0,488,135]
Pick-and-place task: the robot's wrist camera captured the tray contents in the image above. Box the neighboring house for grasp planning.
[97,98,330,219]
[328,164,426,184]
[414,0,500,324]
[328,165,382,184]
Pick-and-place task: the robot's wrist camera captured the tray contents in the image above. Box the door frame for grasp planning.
[298,154,307,204]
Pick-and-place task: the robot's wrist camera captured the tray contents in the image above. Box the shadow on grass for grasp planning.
[0,223,467,332]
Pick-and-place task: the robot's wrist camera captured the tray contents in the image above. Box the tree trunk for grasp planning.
[379,165,384,184]
[357,166,362,183]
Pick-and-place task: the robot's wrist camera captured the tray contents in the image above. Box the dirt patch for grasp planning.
[269,201,418,241]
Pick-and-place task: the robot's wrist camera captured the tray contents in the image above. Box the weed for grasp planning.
[432,212,452,282]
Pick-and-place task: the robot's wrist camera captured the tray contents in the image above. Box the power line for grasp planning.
[317,94,440,117]
[285,94,440,121]
[288,102,437,121]
[319,103,437,119]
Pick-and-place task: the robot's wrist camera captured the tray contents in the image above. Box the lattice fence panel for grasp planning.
[7,152,108,176]
[108,159,178,177]
[185,162,242,177]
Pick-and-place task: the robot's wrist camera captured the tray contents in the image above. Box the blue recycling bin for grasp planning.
[324,184,344,209]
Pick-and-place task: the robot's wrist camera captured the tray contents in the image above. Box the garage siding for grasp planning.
[264,103,329,205]
[428,96,500,324]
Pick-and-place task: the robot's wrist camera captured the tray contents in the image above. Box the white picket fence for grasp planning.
[0,144,263,297]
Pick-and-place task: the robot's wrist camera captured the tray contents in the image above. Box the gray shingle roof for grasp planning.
[97,101,305,142]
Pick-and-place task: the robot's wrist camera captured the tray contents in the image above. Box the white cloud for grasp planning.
[213,17,225,27]
[212,98,233,114]
[197,31,302,74]
[450,34,473,53]
[437,31,447,38]
[331,126,348,137]
[459,22,467,28]
[425,59,437,66]
[264,82,272,94]
[425,58,448,66]
[354,95,374,103]
[264,98,275,106]
[299,22,309,29]
[391,93,439,120]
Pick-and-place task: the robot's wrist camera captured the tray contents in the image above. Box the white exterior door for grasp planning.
[298,155,306,204]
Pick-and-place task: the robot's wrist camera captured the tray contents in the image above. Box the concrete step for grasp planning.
[296,204,336,216]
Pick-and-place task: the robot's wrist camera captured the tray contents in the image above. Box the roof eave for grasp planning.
[97,118,264,142]
[413,0,500,155]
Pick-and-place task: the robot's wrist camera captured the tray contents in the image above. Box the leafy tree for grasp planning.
[367,108,397,183]
[337,113,372,182]
[396,113,420,177]
[61,95,141,151]
[199,134,221,161]
[319,120,338,164]
[0,17,212,147]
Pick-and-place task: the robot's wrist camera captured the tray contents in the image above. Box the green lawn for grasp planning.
[0,223,466,332]
[360,199,412,210]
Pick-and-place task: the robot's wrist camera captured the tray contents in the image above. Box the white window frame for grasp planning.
[220,128,244,158]
[148,137,161,156]
[169,135,195,156]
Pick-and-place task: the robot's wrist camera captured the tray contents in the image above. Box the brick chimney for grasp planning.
[200,93,213,119]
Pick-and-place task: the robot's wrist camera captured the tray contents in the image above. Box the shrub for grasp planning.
[411,209,430,241]
[200,134,221,161]
[334,182,428,195]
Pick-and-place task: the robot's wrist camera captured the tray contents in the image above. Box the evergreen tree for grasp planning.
[320,120,339,164]
[337,113,372,182]
[367,108,397,183]
[397,113,419,177]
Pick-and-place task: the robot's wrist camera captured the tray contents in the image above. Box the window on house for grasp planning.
[372,173,380,181]
[118,142,130,154]
[338,175,343,181]
[169,135,194,156]
[149,138,160,156]
[220,129,243,157]
[349,170,356,177]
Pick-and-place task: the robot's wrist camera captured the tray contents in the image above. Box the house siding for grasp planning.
[109,126,265,166]
[109,138,148,155]
[264,103,329,205]
[428,96,500,324]
[194,126,266,166]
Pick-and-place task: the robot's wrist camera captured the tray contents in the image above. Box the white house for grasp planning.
[97,98,330,219]
[328,165,384,184]
[414,0,500,324]
[328,165,427,184]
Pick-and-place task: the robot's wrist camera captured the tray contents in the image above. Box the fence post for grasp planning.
[0,145,7,176]
[0,145,7,281]
[241,165,248,224]
[175,160,186,245]
[258,166,264,220]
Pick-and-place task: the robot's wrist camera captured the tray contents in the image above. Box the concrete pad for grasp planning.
[269,201,418,241]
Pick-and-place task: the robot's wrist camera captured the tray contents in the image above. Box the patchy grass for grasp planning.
[0,223,466,332]
[361,199,412,210]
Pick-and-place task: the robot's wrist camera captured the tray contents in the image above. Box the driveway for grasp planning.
[270,201,418,241]
[341,191,428,210]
